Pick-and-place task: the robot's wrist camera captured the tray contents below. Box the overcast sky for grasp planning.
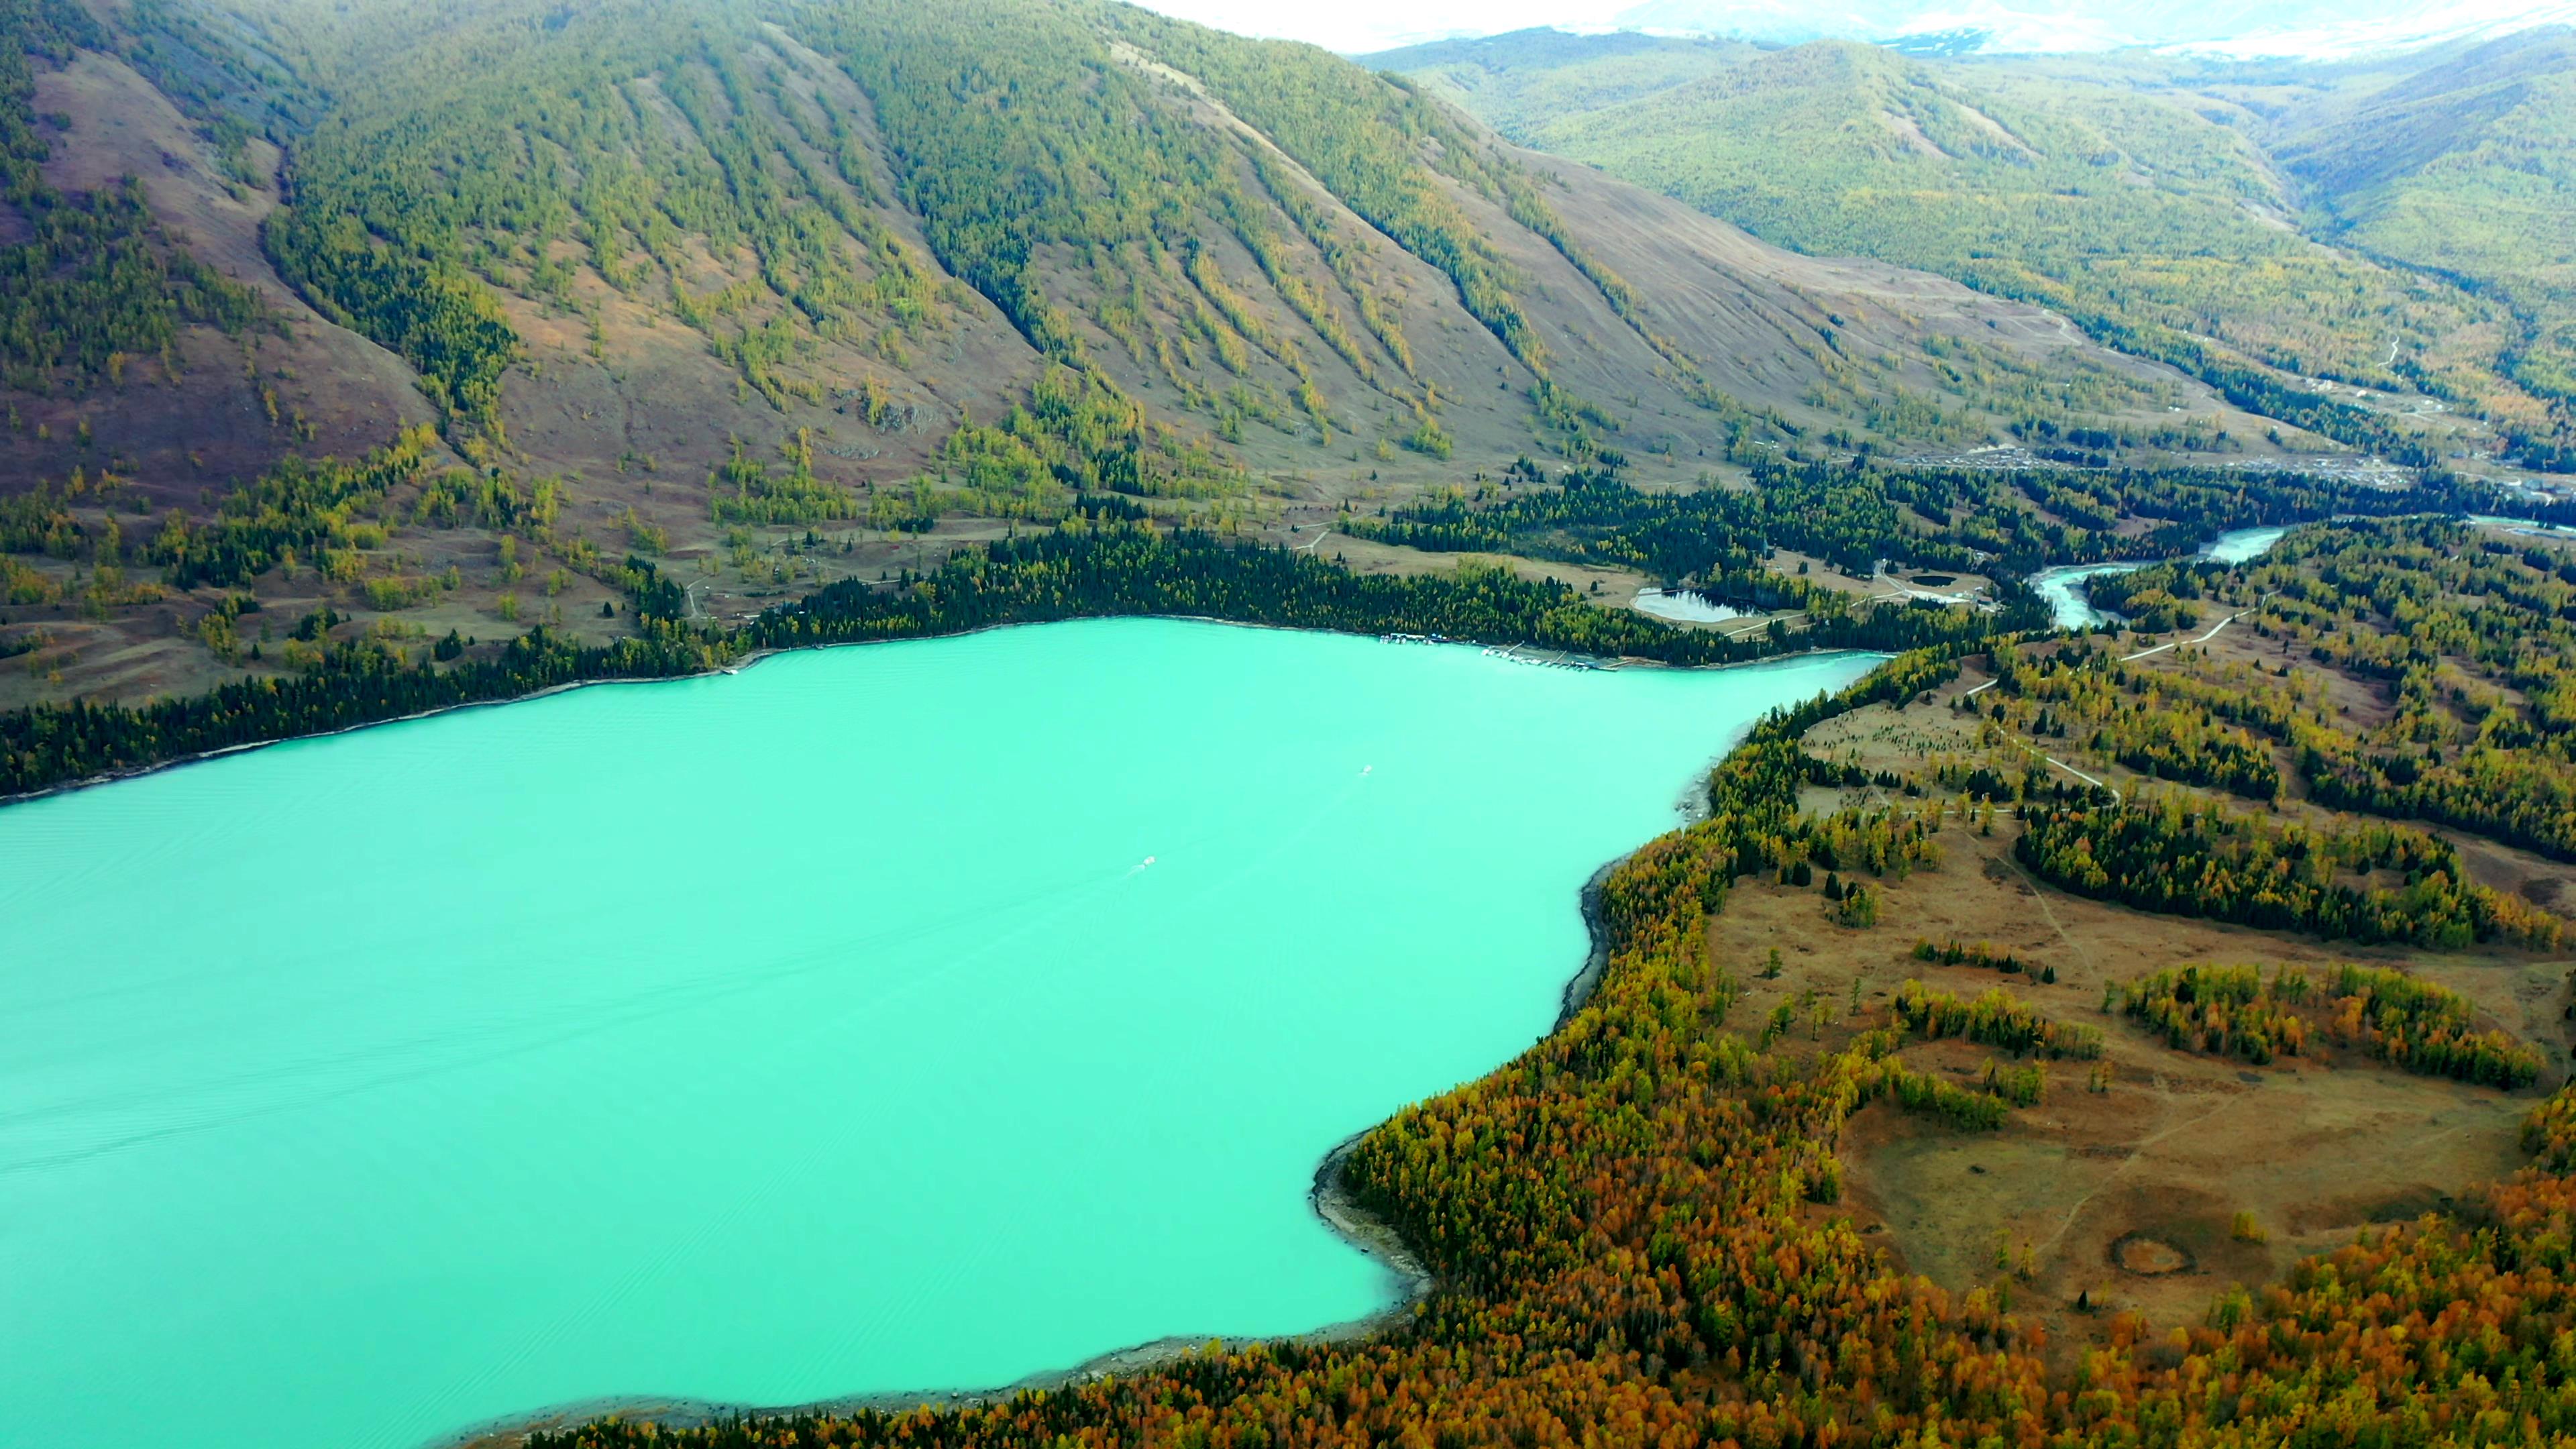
[1128,0,1621,54]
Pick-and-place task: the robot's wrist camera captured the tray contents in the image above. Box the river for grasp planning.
[2028,525,2290,629]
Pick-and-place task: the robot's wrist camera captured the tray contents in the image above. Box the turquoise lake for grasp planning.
[0,620,1874,1449]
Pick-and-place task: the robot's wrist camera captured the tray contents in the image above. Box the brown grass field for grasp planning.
[1723,812,2565,1364]
[1752,613,2576,1365]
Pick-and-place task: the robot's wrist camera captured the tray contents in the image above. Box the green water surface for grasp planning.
[0,620,1874,1448]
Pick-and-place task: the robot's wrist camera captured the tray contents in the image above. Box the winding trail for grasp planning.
[1961,589,2279,788]
[2118,604,2259,662]
[2016,746,2117,800]
[2030,1084,2241,1263]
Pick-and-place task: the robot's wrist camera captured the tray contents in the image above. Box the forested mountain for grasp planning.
[2,0,2290,709]
[1377,26,2576,472]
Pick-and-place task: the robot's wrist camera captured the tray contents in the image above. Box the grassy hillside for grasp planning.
[1381,30,2574,472]
[1365,25,1762,130]
[2267,27,2576,466]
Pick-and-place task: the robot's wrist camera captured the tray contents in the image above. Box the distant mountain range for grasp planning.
[1490,0,2576,58]
[1368,17,2576,470]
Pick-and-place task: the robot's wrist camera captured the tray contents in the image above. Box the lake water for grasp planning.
[2029,525,2289,629]
[0,619,1875,1449]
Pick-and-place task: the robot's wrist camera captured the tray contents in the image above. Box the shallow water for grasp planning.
[1631,587,1748,624]
[2198,525,2288,566]
[2028,560,2149,629]
[2030,525,2290,629]
[0,619,1874,1449]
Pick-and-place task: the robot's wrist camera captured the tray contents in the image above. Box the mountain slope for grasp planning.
[1361,27,1763,131]
[2269,26,2576,440]
[1,0,2275,711]
[1377,29,2571,468]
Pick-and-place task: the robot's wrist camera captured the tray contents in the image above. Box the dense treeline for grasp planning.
[1976,640,2282,800]
[2072,516,2576,863]
[2118,961,2542,1085]
[2528,1086,2576,1172]
[2017,790,2563,950]
[0,621,728,798]
[1912,937,2039,977]
[2316,962,2544,1087]
[2122,963,2312,1063]
[1867,1055,2017,1129]
[1348,456,1978,580]
[751,522,2027,665]
[1,520,2029,797]
[1350,451,2517,585]
[1894,980,2104,1060]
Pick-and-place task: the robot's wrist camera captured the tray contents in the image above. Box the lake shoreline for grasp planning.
[0,611,1869,811]
[13,612,1851,1449]
[1558,855,1629,1030]
[431,1142,1431,1449]
[430,848,1656,1449]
